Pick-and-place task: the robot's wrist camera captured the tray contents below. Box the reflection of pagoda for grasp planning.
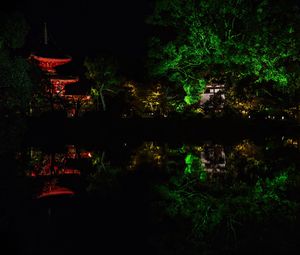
[30,23,91,116]
[37,179,74,199]
[27,145,92,177]
[26,145,93,199]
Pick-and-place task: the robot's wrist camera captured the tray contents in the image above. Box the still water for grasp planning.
[2,134,300,255]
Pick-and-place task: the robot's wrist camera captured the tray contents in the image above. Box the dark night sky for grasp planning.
[5,0,154,79]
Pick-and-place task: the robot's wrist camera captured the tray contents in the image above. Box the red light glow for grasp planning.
[37,186,75,199]
[31,55,72,73]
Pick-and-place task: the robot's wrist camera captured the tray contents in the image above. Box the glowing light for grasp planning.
[31,54,72,73]
[37,187,74,199]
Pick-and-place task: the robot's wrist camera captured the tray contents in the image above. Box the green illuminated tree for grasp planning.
[84,56,123,112]
[148,0,300,109]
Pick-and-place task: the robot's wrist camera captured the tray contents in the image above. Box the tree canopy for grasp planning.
[0,11,35,116]
[84,56,123,111]
[148,0,300,106]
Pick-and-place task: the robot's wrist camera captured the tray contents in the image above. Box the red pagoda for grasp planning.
[30,23,92,116]
[30,23,79,94]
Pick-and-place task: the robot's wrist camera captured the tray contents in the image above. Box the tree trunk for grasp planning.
[95,97,100,111]
[75,99,80,118]
[100,84,106,111]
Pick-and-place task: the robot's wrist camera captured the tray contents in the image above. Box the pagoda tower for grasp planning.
[30,23,79,96]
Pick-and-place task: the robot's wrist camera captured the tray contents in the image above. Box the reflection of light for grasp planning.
[128,142,163,170]
[38,187,74,199]
[61,169,81,175]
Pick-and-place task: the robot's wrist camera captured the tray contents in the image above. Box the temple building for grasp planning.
[29,23,92,117]
[199,83,225,110]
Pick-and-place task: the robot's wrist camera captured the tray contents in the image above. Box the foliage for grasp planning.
[84,56,123,111]
[148,0,300,110]
[0,11,35,116]
[151,140,300,252]
[124,82,171,117]
[184,153,206,182]
[87,158,123,197]
[0,11,29,49]
[154,168,298,253]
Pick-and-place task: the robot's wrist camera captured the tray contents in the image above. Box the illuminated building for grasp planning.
[29,23,92,116]
[199,83,225,110]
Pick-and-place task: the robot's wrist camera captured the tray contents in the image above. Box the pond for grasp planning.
[1,124,300,255]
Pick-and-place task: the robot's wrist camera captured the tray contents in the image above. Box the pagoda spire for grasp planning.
[44,22,48,45]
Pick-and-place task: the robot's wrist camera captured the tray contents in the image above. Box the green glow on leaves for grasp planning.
[148,0,299,108]
[183,79,206,105]
[254,172,289,201]
[185,153,193,165]
[184,165,192,174]
[199,171,207,182]
[184,153,194,174]
[184,153,206,182]
[175,102,185,113]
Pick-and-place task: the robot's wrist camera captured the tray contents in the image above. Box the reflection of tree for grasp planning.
[179,144,226,182]
[87,155,122,197]
[91,151,106,172]
[226,140,265,183]
[184,153,206,182]
[153,166,298,254]
[149,140,300,253]
[128,142,164,170]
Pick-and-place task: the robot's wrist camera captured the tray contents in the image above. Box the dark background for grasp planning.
[4,0,154,79]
